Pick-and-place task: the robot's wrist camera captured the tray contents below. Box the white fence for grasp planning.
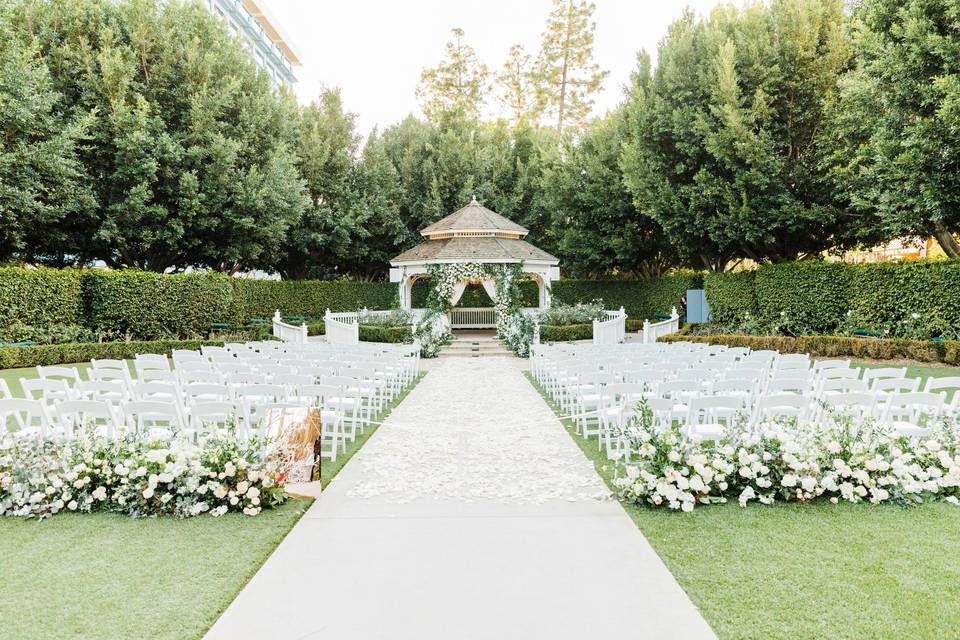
[449,307,496,329]
[271,310,308,343]
[642,307,680,344]
[592,307,627,345]
[324,309,359,345]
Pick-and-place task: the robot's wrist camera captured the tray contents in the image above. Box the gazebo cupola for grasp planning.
[389,198,560,318]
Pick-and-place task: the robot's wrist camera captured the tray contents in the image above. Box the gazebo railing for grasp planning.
[324,309,359,345]
[449,307,496,329]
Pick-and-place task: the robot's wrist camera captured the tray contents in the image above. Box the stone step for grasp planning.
[439,340,514,357]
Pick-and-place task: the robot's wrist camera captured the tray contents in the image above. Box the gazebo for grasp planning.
[389,198,560,329]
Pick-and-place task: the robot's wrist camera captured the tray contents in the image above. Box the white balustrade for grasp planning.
[324,309,359,345]
[449,307,497,329]
[593,307,627,345]
[642,307,680,344]
[272,310,307,343]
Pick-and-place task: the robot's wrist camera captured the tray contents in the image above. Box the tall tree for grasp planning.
[0,21,95,265]
[10,0,307,272]
[278,89,363,279]
[827,0,960,258]
[496,44,539,124]
[416,28,490,121]
[535,0,608,130]
[621,1,866,270]
[545,111,680,278]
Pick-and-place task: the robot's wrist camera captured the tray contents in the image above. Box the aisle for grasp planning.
[205,357,715,640]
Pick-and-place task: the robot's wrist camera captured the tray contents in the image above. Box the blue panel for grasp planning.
[686,289,711,323]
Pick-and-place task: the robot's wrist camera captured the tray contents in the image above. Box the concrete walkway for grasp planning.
[205,357,716,640]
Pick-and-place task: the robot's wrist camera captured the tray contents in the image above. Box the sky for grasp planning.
[259,0,727,136]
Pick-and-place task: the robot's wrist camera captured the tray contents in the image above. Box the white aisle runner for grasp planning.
[205,357,716,640]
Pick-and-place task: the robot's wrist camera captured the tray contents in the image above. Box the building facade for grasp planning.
[204,0,299,87]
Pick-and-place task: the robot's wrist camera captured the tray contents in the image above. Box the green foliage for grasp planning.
[8,0,307,272]
[230,279,396,321]
[704,271,757,325]
[828,0,960,258]
[620,0,864,269]
[83,271,235,340]
[704,260,960,339]
[553,272,700,321]
[538,302,605,325]
[661,332,958,365]
[536,0,608,130]
[0,323,99,345]
[544,112,679,278]
[410,280,539,308]
[358,324,412,344]
[0,267,83,327]
[417,28,490,120]
[0,24,95,264]
[0,339,222,369]
[540,323,592,342]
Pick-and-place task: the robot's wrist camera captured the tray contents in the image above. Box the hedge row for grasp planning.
[660,332,960,365]
[540,323,593,342]
[704,260,960,337]
[231,279,396,322]
[0,340,225,369]
[552,272,701,321]
[0,267,84,327]
[358,324,412,344]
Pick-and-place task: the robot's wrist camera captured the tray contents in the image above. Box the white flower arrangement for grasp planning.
[612,400,960,512]
[0,429,288,520]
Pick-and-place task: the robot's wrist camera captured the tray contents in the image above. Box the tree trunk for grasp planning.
[933,223,960,259]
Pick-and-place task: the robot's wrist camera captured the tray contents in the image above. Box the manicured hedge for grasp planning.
[754,262,852,334]
[703,271,757,325]
[0,340,224,369]
[83,271,235,340]
[358,324,412,343]
[704,260,960,338]
[231,279,396,321]
[660,332,960,365]
[553,272,701,321]
[0,267,83,327]
[540,323,592,342]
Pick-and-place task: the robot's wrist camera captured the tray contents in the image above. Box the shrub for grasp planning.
[306,322,325,336]
[0,267,83,327]
[0,323,101,345]
[540,323,592,342]
[553,271,700,321]
[358,324,412,343]
[83,271,235,340]
[538,301,605,325]
[231,279,396,321]
[0,340,223,369]
[754,261,851,334]
[659,332,955,363]
[703,271,757,325]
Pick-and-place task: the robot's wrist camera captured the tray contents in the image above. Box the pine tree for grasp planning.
[496,44,539,124]
[535,0,608,130]
[416,28,490,121]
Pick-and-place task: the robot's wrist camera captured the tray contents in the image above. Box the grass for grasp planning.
[0,500,311,640]
[525,372,960,640]
[0,361,423,639]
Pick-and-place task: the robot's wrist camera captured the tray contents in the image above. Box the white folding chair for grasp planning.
[881,392,946,437]
[0,398,54,438]
[55,400,122,438]
[123,400,184,438]
[684,396,744,441]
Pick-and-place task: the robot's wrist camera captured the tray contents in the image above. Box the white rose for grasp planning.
[68,500,78,511]
[681,501,694,513]
[142,487,155,500]
[667,451,681,463]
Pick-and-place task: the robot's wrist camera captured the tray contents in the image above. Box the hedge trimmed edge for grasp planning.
[660,332,960,366]
[0,340,225,369]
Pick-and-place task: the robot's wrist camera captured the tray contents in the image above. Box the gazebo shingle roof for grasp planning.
[420,199,529,237]
[391,236,558,264]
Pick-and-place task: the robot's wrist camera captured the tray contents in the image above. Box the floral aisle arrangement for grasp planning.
[0,430,288,519]
[414,310,453,357]
[612,400,960,512]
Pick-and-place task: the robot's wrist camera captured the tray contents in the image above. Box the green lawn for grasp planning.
[526,373,960,640]
[0,500,311,640]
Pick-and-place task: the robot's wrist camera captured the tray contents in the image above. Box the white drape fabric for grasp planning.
[481,278,499,304]
[449,281,468,307]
